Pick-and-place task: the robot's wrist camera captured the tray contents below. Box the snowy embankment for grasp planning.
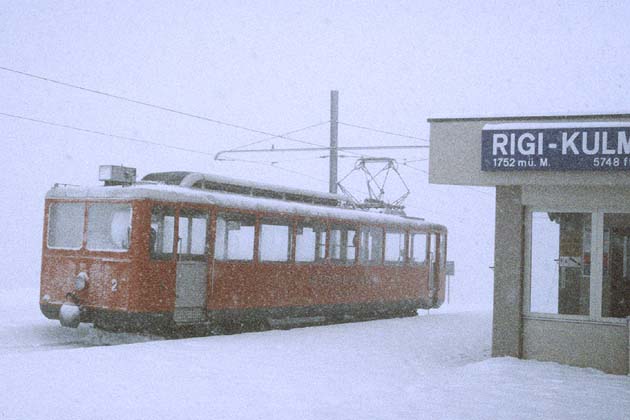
[1,289,629,420]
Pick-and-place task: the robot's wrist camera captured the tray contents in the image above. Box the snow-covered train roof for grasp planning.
[46,183,446,231]
[142,171,347,206]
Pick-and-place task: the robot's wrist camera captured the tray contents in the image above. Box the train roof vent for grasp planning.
[141,171,349,207]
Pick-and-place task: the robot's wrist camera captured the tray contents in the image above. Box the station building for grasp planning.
[428,113,630,375]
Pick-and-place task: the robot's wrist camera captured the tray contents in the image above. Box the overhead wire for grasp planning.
[0,66,434,167]
[0,66,432,158]
[0,111,216,156]
[1,110,478,227]
[229,121,330,151]
[2,66,480,202]
[0,65,327,148]
[338,121,430,142]
[1,108,337,193]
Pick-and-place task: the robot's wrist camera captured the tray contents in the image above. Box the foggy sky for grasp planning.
[2,1,630,305]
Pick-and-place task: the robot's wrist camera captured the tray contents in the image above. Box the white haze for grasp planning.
[2,1,630,309]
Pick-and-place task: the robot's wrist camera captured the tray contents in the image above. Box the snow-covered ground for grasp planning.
[1,289,628,420]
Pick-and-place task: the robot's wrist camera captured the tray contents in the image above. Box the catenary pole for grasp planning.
[329,90,339,194]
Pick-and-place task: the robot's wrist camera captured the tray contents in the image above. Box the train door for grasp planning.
[174,209,209,324]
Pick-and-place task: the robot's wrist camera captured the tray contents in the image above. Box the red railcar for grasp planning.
[40,169,447,333]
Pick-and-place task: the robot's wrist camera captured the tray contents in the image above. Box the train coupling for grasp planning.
[59,293,81,328]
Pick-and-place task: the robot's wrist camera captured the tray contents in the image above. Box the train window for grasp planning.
[150,207,175,259]
[295,223,326,262]
[86,203,132,251]
[48,202,85,249]
[259,220,291,262]
[439,234,447,267]
[410,232,427,265]
[316,228,327,260]
[331,226,357,264]
[215,214,255,261]
[384,231,405,264]
[359,227,384,265]
[177,210,208,260]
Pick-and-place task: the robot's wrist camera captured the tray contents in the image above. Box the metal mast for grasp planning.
[329,90,339,194]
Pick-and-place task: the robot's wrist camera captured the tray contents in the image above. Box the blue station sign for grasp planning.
[481,123,630,171]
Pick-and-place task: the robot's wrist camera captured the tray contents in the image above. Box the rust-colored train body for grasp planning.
[40,171,447,333]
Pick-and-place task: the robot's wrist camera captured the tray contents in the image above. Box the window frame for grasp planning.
[176,208,209,262]
[329,224,359,265]
[600,212,630,319]
[359,226,385,266]
[294,220,328,264]
[85,202,133,253]
[439,233,447,268]
[214,212,256,262]
[408,231,429,266]
[524,206,626,324]
[258,217,293,263]
[150,205,177,260]
[384,229,406,265]
[46,201,87,250]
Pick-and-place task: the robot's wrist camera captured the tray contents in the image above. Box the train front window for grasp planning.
[215,214,255,261]
[151,207,175,259]
[259,220,291,262]
[360,227,384,265]
[410,232,427,265]
[385,231,405,264]
[47,202,85,249]
[86,203,132,251]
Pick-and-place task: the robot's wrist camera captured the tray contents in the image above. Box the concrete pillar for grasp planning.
[492,186,524,357]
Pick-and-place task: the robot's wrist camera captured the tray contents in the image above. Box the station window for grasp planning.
[384,230,405,264]
[295,223,326,262]
[530,212,591,316]
[330,226,357,264]
[48,202,85,249]
[409,232,427,265]
[215,214,255,261]
[359,227,384,265]
[602,213,630,318]
[150,206,175,259]
[87,203,132,251]
[177,209,208,260]
[259,219,291,262]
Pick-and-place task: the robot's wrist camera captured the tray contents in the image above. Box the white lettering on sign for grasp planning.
[482,125,630,171]
[562,132,579,155]
[489,131,630,156]
[601,132,615,155]
[492,133,508,155]
[493,133,545,156]
[618,132,630,154]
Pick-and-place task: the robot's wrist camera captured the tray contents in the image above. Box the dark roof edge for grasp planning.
[427,113,630,123]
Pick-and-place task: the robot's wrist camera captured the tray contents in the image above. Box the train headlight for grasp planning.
[74,272,89,291]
